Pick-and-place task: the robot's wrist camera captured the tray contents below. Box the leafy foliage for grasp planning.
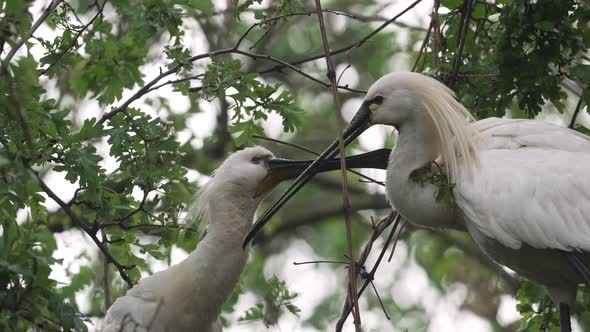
[202,59,302,145]
[516,279,590,331]
[239,275,300,327]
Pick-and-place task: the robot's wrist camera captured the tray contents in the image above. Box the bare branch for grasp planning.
[234,49,366,93]
[412,21,433,72]
[198,7,427,31]
[313,1,361,330]
[448,0,473,88]
[254,0,424,78]
[336,212,400,331]
[188,1,425,94]
[569,93,585,129]
[145,73,205,94]
[102,228,111,309]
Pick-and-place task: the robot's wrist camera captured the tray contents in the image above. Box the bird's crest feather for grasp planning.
[185,173,216,237]
[416,76,479,181]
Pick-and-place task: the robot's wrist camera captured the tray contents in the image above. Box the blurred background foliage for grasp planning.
[1,0,589,331]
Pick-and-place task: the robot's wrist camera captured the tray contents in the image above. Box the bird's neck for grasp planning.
[181,190,258,327]
[387,117,464,230]
[393,116,441,171]
[207,183,260,237]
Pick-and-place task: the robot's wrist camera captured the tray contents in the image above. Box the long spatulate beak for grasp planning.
[253,148,390,198]
[243,102,375,247]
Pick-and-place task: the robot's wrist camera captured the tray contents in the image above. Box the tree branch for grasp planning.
[412,21,433,72]
[448,0,473,88]
[102,228,111,309]
[189,2,426,96]
[31,168,135,287]
[1,0,65,72]
[568,93,585,129]
[313,1,361,330]
[40,0,108,76]
[99,9,368,125]
[253,0,424,78]
[336,212,400,331]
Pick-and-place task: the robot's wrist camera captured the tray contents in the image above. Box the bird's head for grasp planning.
[364,72,432,128]
[187,146,296,233]
[212,146,277,198]
[242,72,477,247]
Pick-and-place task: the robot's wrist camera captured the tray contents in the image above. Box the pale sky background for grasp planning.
[14,0,589,331]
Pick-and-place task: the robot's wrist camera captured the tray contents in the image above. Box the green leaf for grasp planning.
[441,0,463,9]
[74,118,105,141]
[571,64,590,84]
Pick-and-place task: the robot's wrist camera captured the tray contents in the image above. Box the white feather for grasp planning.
[457,118,590,251]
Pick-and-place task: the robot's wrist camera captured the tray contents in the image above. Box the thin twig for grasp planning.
[237,0,424,84]
[345,0,423,53]
[412,21,433,72]
[569,93,585,129]
[369,279,390,320]
[252,134,318,155]
[1,0,65,72]
[40,0,107,75]
[293,260,348,265]
[146,73,205,94]
[336,212,400,331]
[234,49,366,93]
[102,228,111,309]
[313,1,361,330]
[31,168,135,287]
[448,0,473,88]
[336,64,351,86]
[189,2,424,95]
[388,218,407,262]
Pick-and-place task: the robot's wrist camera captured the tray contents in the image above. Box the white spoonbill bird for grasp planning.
[244,72,590,332]
[100,146,387,332]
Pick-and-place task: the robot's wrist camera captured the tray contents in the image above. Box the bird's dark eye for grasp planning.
[251,155,271,164]
[372,95,384,105]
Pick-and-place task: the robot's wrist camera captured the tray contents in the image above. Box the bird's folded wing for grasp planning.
[471,117,590,152]
[456,118,590,251]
